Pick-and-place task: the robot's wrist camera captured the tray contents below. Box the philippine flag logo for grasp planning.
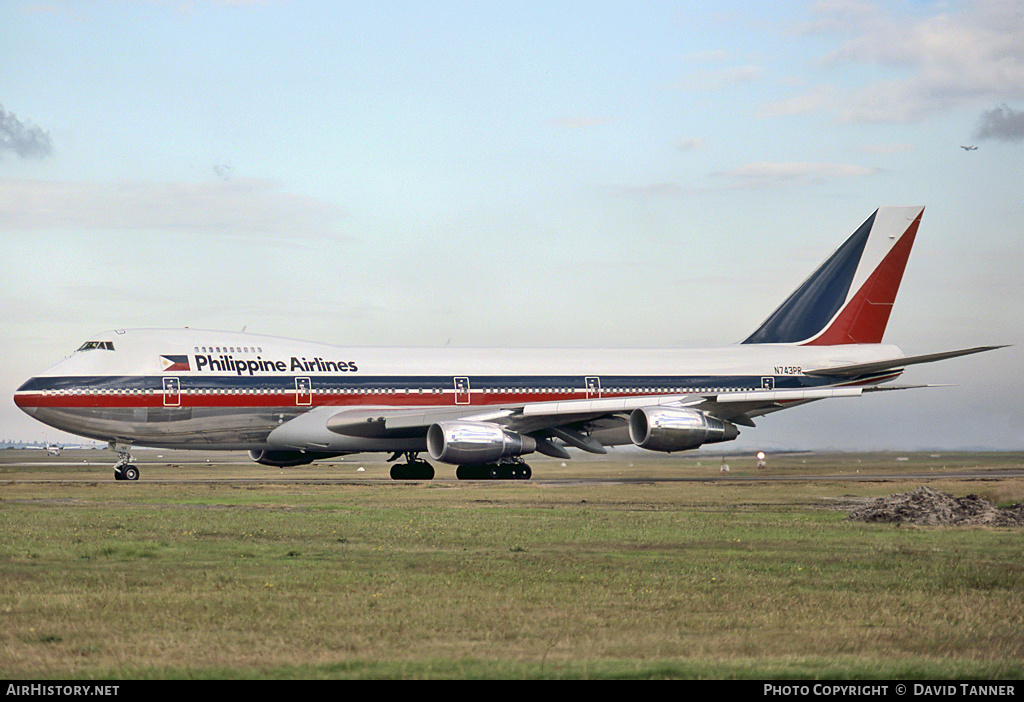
[161,355,191,372]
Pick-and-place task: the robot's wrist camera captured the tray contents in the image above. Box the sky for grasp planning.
[1,0,1021,451]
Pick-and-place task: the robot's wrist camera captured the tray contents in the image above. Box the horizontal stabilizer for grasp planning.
[804,345,1006,378]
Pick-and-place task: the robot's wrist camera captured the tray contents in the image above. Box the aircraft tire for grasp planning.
[508,465,532,480]
[390,461,435,481]
[123,465,140,481]
[456,465,480,480]
[455,464,531,480]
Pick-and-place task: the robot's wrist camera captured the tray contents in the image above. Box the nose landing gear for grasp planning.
[110,443,139,481]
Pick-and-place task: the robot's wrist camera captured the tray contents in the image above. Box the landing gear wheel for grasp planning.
[110,443,136,482]
[113,465,139,481]
[456,465,488,480]
[123,465,140,481]
[389,458,435,480]
[455,463,532,480]
[504,460,532,480]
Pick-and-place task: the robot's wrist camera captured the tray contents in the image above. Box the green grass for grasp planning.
[1,450,1023,679]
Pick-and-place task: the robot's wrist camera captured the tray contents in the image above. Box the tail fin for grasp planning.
[742,206,924,346]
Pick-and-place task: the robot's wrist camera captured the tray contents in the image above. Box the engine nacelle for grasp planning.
[628,407,739,452]
[248,450,319,467]
[426,421,537,465]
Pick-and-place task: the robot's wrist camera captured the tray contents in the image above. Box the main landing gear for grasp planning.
[386,452,533,480]
[111,445,140,481]
[455,460,532,480]
[387,452,436,480]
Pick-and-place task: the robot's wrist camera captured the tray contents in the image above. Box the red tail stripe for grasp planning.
[805,211,921,346]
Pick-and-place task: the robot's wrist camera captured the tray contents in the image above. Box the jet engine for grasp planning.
[628,407,739,452]
[248,449,321,467]
[426,421,537,465]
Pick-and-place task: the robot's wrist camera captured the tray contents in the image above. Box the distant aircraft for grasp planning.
[24,442,61,454]
[14,207,1001,481]
[961,145,978,151]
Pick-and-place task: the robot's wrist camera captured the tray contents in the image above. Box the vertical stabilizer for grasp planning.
[742,206,924,346]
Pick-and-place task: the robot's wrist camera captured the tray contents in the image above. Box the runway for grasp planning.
[2,448,1023,485]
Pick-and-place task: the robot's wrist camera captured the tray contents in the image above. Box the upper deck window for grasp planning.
[77,341,115,352]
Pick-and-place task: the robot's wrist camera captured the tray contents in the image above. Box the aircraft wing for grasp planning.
[318,385,882,443]
[688,383,937,426]
[321,396,658,445]
[504,387,875,429]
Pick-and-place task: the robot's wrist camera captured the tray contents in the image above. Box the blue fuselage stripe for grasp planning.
[18,373,831,395]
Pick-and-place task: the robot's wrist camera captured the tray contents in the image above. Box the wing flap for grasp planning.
[518,394,689,417]
[710,388,863,403]
[326,407,513,436]
[694,387,863,426]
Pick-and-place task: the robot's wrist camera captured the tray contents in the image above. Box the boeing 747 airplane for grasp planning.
[14,207,1000,480]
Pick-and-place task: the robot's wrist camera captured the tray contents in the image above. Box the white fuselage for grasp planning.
[15,328,903,452]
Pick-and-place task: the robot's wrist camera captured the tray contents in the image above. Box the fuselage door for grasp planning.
[454,376,470,405]
[162,377,180,407]
[585,376,601,399]
[295,377,312,406]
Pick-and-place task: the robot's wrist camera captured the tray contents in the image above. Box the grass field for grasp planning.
[2,450,1023,679]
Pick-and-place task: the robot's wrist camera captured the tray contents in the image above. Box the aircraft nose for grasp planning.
[13,378,40,416]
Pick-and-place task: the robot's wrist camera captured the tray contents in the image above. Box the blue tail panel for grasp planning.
[742,211,875,345]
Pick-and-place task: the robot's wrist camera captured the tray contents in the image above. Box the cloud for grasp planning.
[608,160,880,197]
[676,138,705,152]
[609,182,697,198]
[772,2,1024,123]
[974,104,1024,142]
[711,161,883,188]
[0,177,346,238]
[665,65,765,92]
[857,142,912,155]
[0,105,53,159]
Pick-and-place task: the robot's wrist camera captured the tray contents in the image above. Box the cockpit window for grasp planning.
[77,341,115,352]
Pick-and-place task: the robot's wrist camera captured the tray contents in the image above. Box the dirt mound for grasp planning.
[847,486,1024,526]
